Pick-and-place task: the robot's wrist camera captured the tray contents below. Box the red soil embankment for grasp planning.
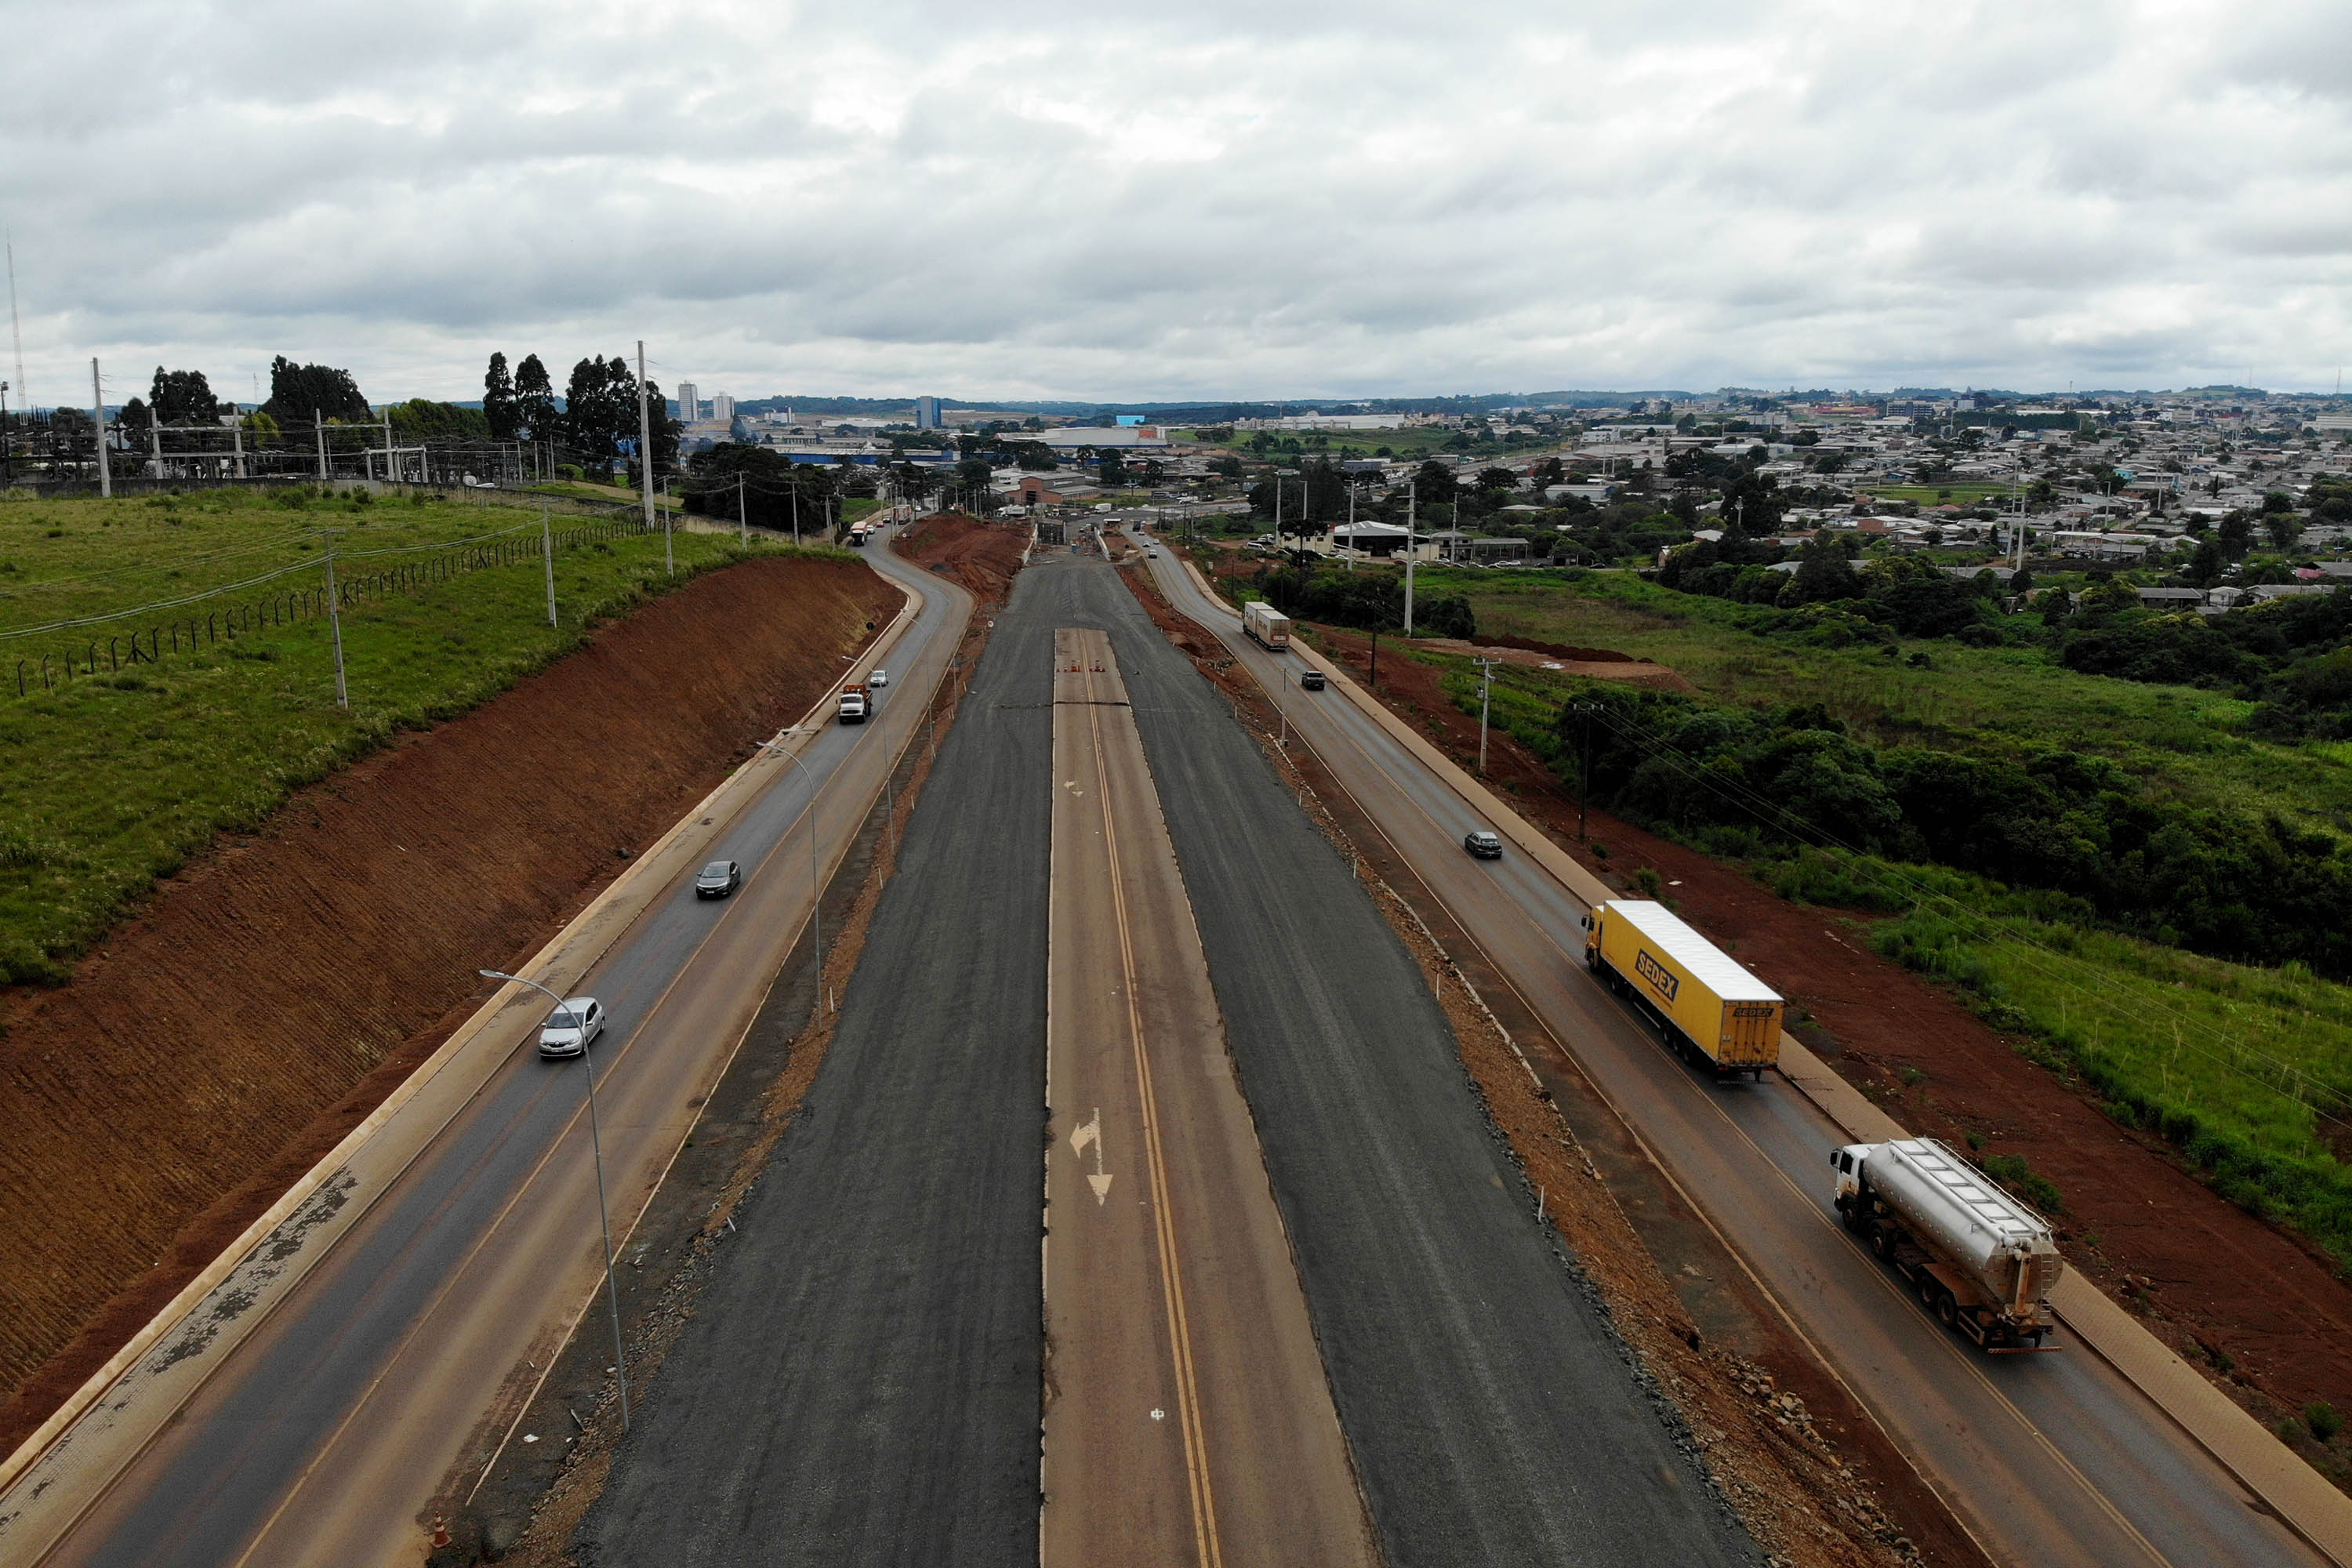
[0,555,901,1449]
[1307,619,2352,1470]
[891,512,1028,605]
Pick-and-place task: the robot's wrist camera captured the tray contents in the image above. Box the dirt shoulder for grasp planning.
[0,556,902,1454]
[1298,613,2352,1491]
[1122,559,1969,1568]
[891,511,1028,607]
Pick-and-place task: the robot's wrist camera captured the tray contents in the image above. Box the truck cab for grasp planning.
[837,684,870,724]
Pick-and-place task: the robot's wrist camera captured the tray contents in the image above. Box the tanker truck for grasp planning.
[1832,1138,2063,1351]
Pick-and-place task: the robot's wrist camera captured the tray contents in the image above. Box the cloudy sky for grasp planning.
[2,1,2346,408]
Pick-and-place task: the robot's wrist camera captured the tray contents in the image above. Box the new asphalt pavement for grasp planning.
[583,552,1755,1566]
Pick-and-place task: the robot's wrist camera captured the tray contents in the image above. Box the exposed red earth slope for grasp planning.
[0,555,900,1453]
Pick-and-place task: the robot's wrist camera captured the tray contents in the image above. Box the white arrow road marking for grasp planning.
[1069,1108,1113,1203]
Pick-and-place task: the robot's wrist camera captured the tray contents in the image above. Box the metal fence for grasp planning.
[12,512,657,699]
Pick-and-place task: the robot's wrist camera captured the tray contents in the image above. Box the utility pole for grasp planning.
[737,472,748,546]
[315,411,328,483]
[382,407,394,485]
[1345,475,1356,572]
[150,410,162,481]
[1403,488,1416,634]
[90,358,109,498]
[1475,657,1498,775]
[637,340,663,573]
[542,506,557,627]
[322,530,349,707]
[1571,702,1596,840]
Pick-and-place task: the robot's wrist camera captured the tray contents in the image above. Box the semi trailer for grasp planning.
[1833,1138,2063,1350]
[1242,600,1291,651]
[1581,899,1781,1078]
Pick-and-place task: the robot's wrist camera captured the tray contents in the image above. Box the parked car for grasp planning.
[538,997,607,1058]
[869,668,889,688]
[1463,829,1504,859]
[1300,669,1326,691]
[695,858,742,898]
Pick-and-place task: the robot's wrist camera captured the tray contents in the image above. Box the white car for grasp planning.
[869,669,889,688]
[538,997,606,1059]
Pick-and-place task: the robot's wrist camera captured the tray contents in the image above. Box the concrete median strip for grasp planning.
[1165,546,2352,1568]
[0,577,929,1553]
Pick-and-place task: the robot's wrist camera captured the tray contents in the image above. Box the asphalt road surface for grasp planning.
[1136,532,2321,1568]
[1040,628,1370,1567]
[579,555,1060,1565]
[590,553,1755,1567]
[1051,557,1757,1566]
[20,524,968,1568]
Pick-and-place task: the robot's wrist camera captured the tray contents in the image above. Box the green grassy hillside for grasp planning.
[0,486,827,982]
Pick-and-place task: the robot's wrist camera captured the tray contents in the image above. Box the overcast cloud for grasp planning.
[2,0,2347,406]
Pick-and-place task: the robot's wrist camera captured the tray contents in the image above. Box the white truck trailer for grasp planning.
[1242,600,1291,651]
[1832,1138,2063,1350]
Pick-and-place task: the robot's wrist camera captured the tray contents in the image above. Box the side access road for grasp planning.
[6,525,968,1568]
[1138,535,2326,1568]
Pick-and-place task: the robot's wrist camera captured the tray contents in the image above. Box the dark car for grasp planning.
[1300,669,1327,691]
[695,858,742,898]
[1463,829,1503,859]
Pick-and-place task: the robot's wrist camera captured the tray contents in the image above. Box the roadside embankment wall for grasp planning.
[0,555,901,1441]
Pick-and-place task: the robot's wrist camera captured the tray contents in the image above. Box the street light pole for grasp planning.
[754,733,825,1000]
[476,968,631,1429]
[1475,657,1498,775]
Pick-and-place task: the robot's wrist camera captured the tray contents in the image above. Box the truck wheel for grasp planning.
[1870,1225,1893,1259]
[1936,1290,1958,1327]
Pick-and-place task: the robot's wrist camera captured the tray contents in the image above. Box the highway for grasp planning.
[1040,627,1370,1566]
[11,522,971,1568]
[1035,556,1756,1564]
[588,551,1754,1566]
[1134,531,2321,1568]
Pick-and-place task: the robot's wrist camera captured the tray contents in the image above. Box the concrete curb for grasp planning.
[1167,552,2352,1568]
[0,573,927,1519]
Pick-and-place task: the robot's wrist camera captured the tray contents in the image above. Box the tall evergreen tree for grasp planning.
[483,352,518,441]
[514,354,557,443]
[261,357,370,426]
[148,367,223,424]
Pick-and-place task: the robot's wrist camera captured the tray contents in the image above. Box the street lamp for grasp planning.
[753,730,825,990]
[476,967,630,1428]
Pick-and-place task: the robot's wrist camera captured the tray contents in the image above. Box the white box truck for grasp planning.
[1243,600,1291,651]
[1833,1138,2063,1351]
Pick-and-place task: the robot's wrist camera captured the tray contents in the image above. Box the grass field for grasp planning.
[1416,566,2352,832]
[1872,891,2352,1265]
[0,487,837,983]
[1381,565,2352,1263]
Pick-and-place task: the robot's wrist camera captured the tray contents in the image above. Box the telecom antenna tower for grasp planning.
[6,233,25,413]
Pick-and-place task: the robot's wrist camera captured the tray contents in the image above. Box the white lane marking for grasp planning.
[1070,1108,1114,1203]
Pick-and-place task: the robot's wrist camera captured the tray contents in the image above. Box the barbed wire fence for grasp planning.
[6,507,663,699]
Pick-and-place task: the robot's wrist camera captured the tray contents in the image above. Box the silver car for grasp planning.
[869,668,889,688]
[538,996,606,1058]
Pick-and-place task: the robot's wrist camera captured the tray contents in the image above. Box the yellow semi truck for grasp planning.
[1581,899,1782,1079]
